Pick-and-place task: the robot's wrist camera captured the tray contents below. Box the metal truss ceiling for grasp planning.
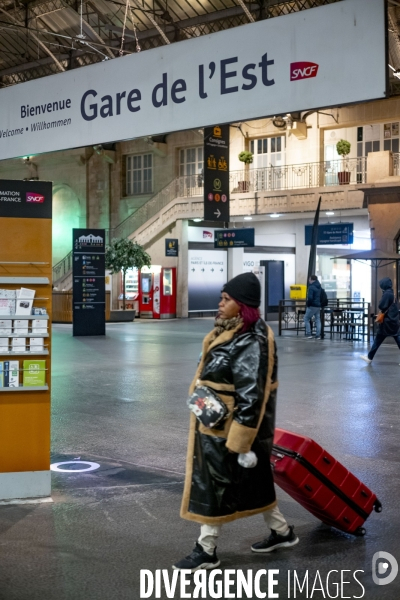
[0,0,398,97]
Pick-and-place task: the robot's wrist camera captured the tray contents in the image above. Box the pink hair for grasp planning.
[235,300,260,332]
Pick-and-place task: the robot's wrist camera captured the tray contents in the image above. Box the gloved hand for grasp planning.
[238,451,258,468]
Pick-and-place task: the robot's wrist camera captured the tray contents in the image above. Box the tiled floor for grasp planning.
[0,319,399,600]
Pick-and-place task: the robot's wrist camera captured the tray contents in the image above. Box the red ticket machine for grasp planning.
[139,266,176,319]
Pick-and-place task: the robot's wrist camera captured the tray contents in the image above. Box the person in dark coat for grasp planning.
[304,274,322,339]
[360,277,400,364]
[174,272,299,572]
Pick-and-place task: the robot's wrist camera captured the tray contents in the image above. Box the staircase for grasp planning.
[52,176,203,288]
[108,175,203,241]
[52,250,73,290]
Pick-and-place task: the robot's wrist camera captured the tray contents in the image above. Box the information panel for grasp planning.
[165,239,179,257]
[204,125,230,222]
[72,229,105,336]
[305,223,354,245]
[214,228,254,248]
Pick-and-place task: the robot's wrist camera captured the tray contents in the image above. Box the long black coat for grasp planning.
[180,319,278,525]
[377,277,399,337]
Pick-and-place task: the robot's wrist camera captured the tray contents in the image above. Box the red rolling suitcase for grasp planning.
[271,428,382,536]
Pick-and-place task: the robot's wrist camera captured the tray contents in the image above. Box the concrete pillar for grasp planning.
[367,200,400,307]
[367,151,393,184]
[86,150,115,229]
[176,219,189,318]
[294,220,309,284]
[227,248,244,280]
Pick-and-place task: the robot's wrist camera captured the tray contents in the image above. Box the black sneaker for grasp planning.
[172,542,220,572]
[251,526,299,553]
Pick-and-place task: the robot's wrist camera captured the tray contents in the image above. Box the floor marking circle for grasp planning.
[50,461,100,473]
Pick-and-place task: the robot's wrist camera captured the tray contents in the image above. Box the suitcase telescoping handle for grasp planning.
[271,444,382,521]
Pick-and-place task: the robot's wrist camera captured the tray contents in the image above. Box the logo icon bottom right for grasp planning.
[372,551,398,585]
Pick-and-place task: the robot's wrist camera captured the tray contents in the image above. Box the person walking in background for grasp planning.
[360,277,400,365]
[173,272,298,572]
[304,275,322,339]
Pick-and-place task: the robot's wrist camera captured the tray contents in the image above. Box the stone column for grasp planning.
[86,149,116,229]
[365,188,400,308]
[176,219,189,318]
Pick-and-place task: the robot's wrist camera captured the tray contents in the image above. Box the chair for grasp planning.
[330,309,345,339]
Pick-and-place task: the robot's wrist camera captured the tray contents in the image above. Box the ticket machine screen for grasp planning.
[141,274,152,293]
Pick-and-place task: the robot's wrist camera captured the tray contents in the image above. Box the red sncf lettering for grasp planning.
[290,62,319,81]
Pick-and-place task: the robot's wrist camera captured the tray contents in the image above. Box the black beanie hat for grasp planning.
[223,272,261,307]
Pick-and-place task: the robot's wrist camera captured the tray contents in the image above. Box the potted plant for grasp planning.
[106,238,151,320]
[238,150,253,192]
[336,139,351,185]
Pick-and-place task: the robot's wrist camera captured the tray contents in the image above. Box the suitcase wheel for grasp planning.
[354,527,366,537]
[374,500,382,513]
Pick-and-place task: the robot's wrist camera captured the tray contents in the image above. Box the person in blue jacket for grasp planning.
[304,275,322,339]
[360,277,400,364]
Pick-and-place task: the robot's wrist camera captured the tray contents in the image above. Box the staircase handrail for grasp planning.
[109,174,203,241]
[52,250,73,284]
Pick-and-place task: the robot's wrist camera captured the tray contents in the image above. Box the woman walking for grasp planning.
[173,272,298,572]
[360,277,400,364]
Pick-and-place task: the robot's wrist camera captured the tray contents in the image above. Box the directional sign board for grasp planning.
[214,228,254,248]
[72,228,106,336]
[305,223,354,245]
[204,125,230,222]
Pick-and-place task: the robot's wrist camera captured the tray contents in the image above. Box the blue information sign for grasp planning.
[214,228,255,248]
[305,223,354,245]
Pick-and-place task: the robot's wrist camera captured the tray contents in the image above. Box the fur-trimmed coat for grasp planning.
[180,318,278,525]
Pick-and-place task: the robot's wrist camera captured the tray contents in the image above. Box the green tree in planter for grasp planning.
[106,238,151,310]
[336,139,351,159]
[238,151,254,191]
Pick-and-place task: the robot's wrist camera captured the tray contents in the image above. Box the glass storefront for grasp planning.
[317,255,351,300]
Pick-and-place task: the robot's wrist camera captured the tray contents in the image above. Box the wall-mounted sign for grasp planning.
[0,0,385,161]
[165,238,179,257]
[72,228,105,336]
[214,228,254,248]
[204,125,230,222]
[0,180,52,219]
[305,223,354,245]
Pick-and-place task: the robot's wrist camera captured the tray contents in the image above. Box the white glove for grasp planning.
[238,451,258,468]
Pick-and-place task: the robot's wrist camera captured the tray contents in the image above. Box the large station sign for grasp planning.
[0,0,386,161]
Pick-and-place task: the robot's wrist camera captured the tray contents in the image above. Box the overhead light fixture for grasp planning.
[269,213,281,218]
[272,116,286,129]
[244,216,253,221]
[389,64,400,79]
[326,211,335,216]
[192,218,202,222]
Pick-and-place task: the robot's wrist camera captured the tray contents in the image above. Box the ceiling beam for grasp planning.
[0,5,66,72]
[104,4,260,41]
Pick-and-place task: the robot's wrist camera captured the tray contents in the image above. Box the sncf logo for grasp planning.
[290,62,319,81]
[203,231,213,239]
[26,192,45,203]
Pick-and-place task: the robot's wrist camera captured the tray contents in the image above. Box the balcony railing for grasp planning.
[230,157,367,193]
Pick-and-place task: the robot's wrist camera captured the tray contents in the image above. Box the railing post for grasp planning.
[278,301,282,336]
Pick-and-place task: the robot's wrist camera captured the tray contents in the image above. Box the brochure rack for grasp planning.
[0,179,52,501]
